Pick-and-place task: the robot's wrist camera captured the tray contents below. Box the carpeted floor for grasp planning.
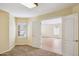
[0,45,61,56]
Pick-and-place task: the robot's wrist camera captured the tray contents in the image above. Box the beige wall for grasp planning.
[73,5,79,13]
[36,6,73,20]
[0,10,9,54]
[0,10,16,54]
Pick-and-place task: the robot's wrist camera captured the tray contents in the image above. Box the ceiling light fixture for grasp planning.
[21,3,38,8]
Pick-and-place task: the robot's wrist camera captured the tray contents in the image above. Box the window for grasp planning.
[17,23,27,38]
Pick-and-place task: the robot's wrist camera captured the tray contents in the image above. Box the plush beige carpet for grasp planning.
[0,45,61,56]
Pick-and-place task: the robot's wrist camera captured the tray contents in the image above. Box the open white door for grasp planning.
[62,14,78,56]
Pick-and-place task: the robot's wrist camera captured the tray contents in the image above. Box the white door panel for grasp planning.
[63,42,74,56]
[62,14,78,56]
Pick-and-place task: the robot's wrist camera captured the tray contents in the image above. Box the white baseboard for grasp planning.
[0,45,15,54]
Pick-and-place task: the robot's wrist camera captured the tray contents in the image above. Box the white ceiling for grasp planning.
[0,3,76,17]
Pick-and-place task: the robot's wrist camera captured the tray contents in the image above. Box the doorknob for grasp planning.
[74,40,79,42]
